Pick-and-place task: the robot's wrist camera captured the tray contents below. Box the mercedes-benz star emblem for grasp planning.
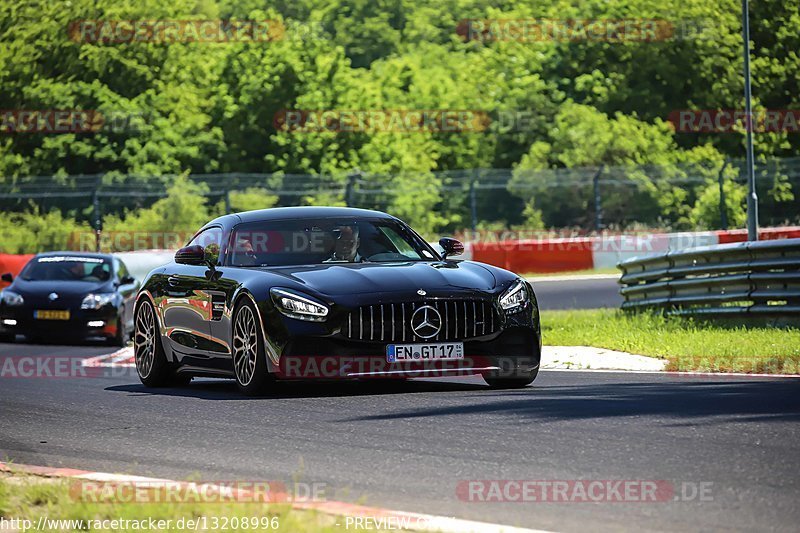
[417,289,426,296]
[410,305,442,339]
[48,292,59,301]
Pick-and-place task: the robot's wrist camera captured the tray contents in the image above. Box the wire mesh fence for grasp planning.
[1,157,798,232]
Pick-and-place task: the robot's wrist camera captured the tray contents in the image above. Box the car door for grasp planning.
[205,265,243,371]
[161,226,222,364]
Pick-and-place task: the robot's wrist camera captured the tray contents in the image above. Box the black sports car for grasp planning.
[134,207,541,395]
[0,252,140,345]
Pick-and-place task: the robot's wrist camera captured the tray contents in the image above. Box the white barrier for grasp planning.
[114,250,174,282]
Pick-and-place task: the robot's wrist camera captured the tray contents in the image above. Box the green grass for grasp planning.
[0,474,345,532]
[542,309,800,373]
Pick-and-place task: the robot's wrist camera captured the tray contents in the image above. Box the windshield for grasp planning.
[229,219,436,267]
[21,256,112,282]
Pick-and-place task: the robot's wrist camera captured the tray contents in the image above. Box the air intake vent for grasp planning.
[342,300,499,342]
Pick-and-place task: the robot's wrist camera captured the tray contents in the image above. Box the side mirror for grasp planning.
[1,273,12,283]
[439,237,464,260]
[175,245,206,265]
[120,275,136,285]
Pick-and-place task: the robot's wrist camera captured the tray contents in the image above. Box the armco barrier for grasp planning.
[617,238,800,317]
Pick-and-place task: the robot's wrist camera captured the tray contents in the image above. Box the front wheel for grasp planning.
[483,367,539,389]
[134,300,171,387]
[231,299,271,396]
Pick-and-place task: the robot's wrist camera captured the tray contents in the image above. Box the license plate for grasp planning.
[387,342,464,362]
[34,310,70,320]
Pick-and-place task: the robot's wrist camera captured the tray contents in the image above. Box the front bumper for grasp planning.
[0,305,119,340]
[273,326,540,380]
[257,289,542,380]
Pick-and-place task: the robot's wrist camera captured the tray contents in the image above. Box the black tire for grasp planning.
[26,333,45,344]
[134,300,172,387]
[483,366,539,389]
[231,298,271,396]
[108,316,127,347]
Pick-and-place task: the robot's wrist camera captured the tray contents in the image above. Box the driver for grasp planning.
[234,236,258,266]
[326,225,361,262]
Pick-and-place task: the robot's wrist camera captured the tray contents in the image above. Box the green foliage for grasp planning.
[520,201,545,230]
[222,188,279,214]
[0,0,798,235]
[0,209,91,253]
[689,180,748,229]
[103,174,211,233]
[0,475,344,532]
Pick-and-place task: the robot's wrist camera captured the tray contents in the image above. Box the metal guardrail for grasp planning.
[617,238,800,316]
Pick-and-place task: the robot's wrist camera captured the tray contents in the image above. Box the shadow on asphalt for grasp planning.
[338,380,800,423]
[106,378,488,400]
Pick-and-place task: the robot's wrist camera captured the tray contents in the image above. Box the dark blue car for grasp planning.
[0,252,140,345]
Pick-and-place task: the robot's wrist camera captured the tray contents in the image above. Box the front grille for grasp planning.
[342,299,499,342]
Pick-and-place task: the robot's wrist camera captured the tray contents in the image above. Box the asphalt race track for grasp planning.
[0,275,789,532]
[531,277,622,310]
[1,337,799,532]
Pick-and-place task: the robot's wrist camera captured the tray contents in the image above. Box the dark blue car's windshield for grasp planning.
[229,219,436,267]
[21,256,112,282]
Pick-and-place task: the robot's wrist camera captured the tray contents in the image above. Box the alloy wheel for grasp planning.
[134,303,156,379]
[233,305,258,386]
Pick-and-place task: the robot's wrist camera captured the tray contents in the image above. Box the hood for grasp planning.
[263,261,499,296]
[10,279,110,299]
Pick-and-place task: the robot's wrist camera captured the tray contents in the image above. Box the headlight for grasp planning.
[270,288,329,321]
[81,293,116,310]
[1,290,24,306]
[499,279,529,313]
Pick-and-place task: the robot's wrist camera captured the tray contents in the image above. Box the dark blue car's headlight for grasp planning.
[81,293,115,310]
[1,290,24,307]
[499,279,529,313]
[270,288,329,321]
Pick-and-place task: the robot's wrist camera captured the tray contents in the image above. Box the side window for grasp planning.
[116,258,131,281]
[188,227,223,265]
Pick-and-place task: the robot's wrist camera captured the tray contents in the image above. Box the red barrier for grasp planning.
[717,227,800,244]
[0,253,34,287]
[472,239,594,273]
